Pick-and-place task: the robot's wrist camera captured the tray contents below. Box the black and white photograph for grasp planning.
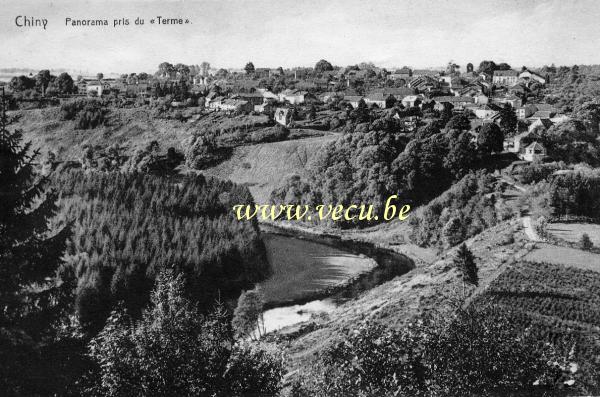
[1,0,600,395]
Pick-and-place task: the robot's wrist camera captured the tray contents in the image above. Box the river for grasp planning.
[259,226,414,333]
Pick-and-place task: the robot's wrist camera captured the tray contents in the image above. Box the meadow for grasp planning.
[547,222,600,246]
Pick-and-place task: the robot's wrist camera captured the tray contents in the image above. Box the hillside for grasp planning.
[279,219,530,371]
[12,106,275,161]
[202,134,338,203]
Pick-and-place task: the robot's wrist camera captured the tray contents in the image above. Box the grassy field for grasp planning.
[202,133,337,203]
[524,243,600,272]
[260,233,376,304]
[548,222,600,246]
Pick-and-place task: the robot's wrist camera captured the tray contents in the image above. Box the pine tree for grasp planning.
[0,89,73,393]
[453,243,478,298]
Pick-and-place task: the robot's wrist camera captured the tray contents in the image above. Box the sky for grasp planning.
[1,0,600,75]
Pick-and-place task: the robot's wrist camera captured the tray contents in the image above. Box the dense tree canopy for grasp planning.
[50,170,270,333]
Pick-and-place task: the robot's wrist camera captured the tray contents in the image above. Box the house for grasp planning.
[408,75,440,90]
[320,92,341,102]
[505,95,522,108]
[528,110,555,120]
[85,80,110,96]
[364,93,395,108]
[401,95,422,108]
[279,89,307,104]
[474,105,500,119]
[515,104,537,119]
[522,141,547,162]
[474,94,489,105]
[274,107,293,126]
[492,70,519,86]
[232,92,264,106]
[254,101,273,114]
[519,70,547,85]
[207,96,225,110]
[508,130,542,153]
[343,95,364,108]
[528,118,554,133]
[216,99,252,113]
[439,75,452,85]
[370,87,416,97]
[388,67,412,81]
[258,89,279,100]
[412,69,442,78]
[433,96,475,110]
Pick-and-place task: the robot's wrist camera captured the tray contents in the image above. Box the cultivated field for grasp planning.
[476,261,600,361]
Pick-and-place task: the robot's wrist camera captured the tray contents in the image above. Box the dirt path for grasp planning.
[521,216,542,242]
[500,176,541,242]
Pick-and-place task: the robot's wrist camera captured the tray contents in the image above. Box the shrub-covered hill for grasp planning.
[50,169,270,332]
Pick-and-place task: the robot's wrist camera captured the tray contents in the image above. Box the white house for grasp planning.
[274,107,293,126]
[522,141,547,162]
[528,118,554,133]
[279,89,307,104]
[492,70,519,86]
[364,93,394,108]
[86,81,110,96]
[474,105,499,119]
[401,95,422,108]
[519,70,547,85]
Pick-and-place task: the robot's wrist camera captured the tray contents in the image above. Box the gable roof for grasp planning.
[530,111,554,119]
[526,141,545,151]
[343,95,363,102]
[365,92,393,101]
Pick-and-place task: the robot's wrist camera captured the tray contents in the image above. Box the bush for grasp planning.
[249,125,289,143]
[580,233,594,250]
[184,135,230,170]
[60,99,107,129]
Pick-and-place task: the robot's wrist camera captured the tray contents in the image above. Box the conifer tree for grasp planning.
[0,89,72,393]
[453,243,479,298]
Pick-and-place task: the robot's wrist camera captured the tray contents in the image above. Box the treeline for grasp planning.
[410,171,511,248]
[50,170,270,332]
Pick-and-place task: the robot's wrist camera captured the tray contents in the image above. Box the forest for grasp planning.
[271,107,509,228]
[50,170,270,332]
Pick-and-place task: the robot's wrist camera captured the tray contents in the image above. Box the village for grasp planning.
[2,59,561,164]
